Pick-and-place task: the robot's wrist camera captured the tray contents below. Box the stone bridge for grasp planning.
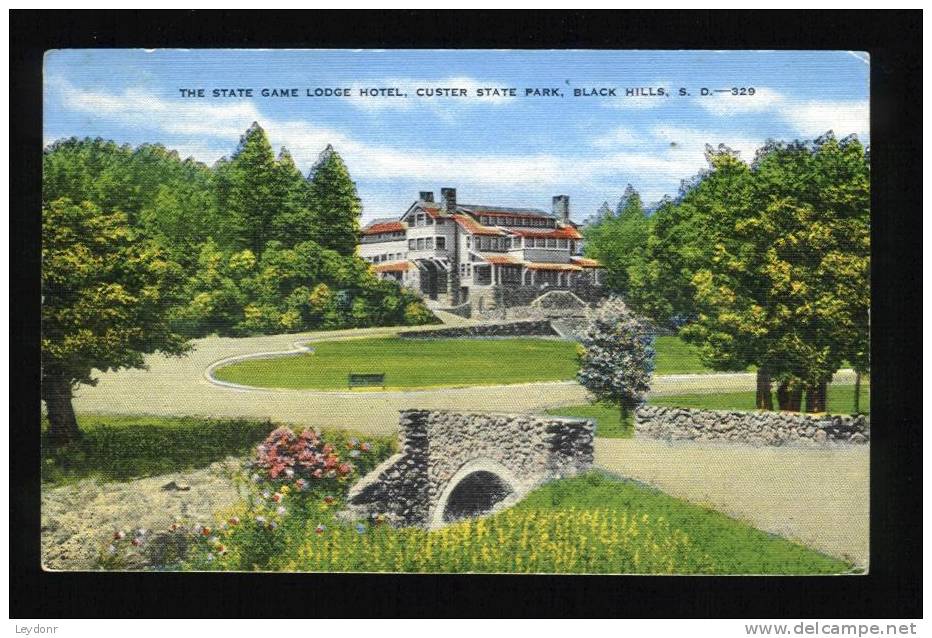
[345,409,594,529]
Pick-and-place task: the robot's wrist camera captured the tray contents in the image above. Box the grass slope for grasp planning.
[213,335,711,390]
[184,472,853,575]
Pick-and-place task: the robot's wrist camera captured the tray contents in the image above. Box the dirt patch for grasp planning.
[42,457,247,571]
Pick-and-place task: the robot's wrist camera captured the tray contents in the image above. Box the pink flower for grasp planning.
[272,492,284,503]
[113,530,126,541]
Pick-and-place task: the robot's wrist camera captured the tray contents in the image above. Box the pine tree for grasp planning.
[306,144,362,256]
[270,147,316,247]
[223,122,279,254]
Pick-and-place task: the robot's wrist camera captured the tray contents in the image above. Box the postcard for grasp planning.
[41,49,870,574]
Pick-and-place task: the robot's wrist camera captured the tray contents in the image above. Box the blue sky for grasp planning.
[44,49,869,223]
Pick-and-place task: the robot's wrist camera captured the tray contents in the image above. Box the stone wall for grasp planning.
[400,319,558,339]
[345,410,594,528]
[635,405,870,446]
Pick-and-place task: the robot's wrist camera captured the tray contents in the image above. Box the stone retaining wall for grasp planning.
[345,409,594,528]
[635,405,870,446]
[399,319,558,339]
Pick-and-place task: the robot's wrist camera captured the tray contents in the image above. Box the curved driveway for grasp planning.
[71,324,819,435]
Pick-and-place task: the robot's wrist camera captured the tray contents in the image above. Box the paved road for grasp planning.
[73,326,856,434]
[595,438,869,567]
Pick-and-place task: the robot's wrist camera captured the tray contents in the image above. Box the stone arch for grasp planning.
[429,458,523,529]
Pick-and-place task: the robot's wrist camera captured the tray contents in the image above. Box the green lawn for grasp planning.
[652,383,870,415]
[547,383,869,439]
[182,472,853,575]
[214,335,712,390]
[652,335,714,374]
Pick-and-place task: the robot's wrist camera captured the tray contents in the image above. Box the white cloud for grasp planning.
[591,126,639,148]
[694,84,869,139]
[781,99,869,139]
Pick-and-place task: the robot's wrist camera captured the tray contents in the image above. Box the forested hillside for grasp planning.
[43,123,435,338]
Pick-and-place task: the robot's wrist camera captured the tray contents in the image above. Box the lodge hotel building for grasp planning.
[357,188,603,309]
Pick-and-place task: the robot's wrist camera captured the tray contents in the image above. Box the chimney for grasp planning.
[553,195,570,222]
[441,187,457,212]
[419,191,434,203]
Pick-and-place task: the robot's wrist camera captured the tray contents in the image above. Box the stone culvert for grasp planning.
[344,409,594,529]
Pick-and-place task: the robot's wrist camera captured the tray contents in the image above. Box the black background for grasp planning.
[10,10,922,619]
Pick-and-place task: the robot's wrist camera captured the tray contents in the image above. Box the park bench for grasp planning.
[348,373,386,389]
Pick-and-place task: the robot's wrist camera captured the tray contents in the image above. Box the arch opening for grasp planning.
[442,470,514,523]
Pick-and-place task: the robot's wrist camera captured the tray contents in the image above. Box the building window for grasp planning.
[415,213,425,226]
[436,218,444,225]
[558,239,568,249]
[416,238,425,250]
[436,236,446,250]
[466,236,471,248]
[409,239,416,250]
[459,264,466,276]
[504,217,513,226]
[547,238,557,248]
[425,237,434,249]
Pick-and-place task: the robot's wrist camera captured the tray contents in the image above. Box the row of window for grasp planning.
[408,236,447,250]
[466,236,575,251]
[479,215,556,228]
[366,253,405,263]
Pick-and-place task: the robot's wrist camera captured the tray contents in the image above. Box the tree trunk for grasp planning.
[805,381,827,413]
[777,381,803,412]
[756,367,773,410]
[776,381,790,411]
[43,374,80,448]
[853,372,862,414]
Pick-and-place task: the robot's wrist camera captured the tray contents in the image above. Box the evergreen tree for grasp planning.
[306,144,362,256]
[584,184,650,294]
[221,122,280,254]
[269,147,316,247]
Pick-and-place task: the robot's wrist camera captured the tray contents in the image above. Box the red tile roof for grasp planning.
[452,214,508,236]
[362,221,406,235]
[525,262,583,272]
[373,261,412,273]
[570,256,601,268]
[481,254,524,265]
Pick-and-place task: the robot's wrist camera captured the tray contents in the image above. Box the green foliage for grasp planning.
[620,135,870,397]
[584,185,650,293]
[43,129,435,341]
[306,144,362,256]
[176,472,851,574]
[577,297,655,416]
[41,197,190,385]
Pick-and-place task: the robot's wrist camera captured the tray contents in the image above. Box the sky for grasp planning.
[44,49,870,223]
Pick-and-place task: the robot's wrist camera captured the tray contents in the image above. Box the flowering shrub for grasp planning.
[254,426,355,484]
[577,296,655,420]
[97,427,391,571]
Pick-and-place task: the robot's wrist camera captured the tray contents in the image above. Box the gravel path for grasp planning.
[595,438,869,567]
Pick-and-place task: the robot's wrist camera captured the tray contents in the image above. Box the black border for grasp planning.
[11,10,922,619]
